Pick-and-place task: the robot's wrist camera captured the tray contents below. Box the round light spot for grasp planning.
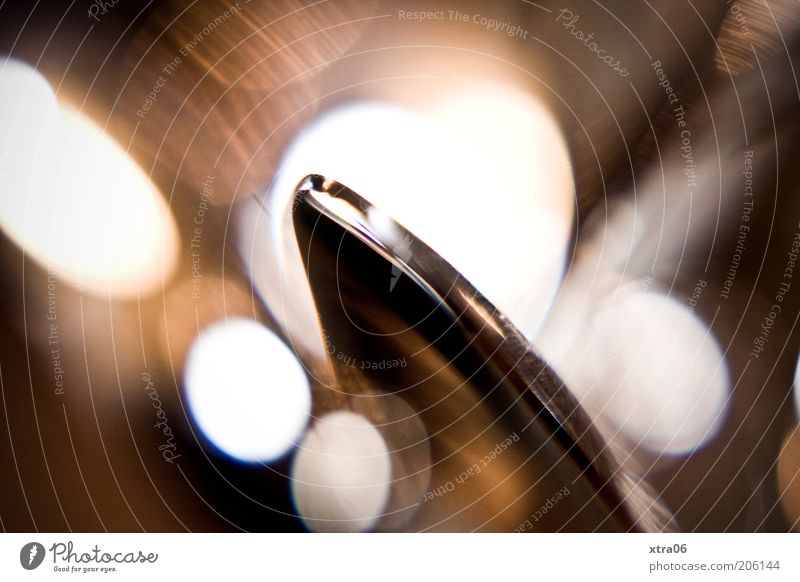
[579,290,729,455]
[246,87,574,345]
[0,58,178,298]
[291,411,391,532]
[184,318,311,463]
[349,394,432,531]
[794,355,800,420]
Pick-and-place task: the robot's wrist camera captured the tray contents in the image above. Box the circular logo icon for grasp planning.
[20,542,45,570]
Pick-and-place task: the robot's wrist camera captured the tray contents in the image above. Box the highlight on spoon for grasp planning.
[239,86,574,353]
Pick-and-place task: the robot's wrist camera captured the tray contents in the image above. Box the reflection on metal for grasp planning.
[288,175,672,531]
